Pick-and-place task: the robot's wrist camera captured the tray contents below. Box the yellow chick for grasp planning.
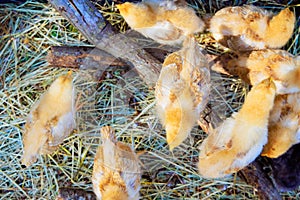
[198,78,276,178]
[210,6,295,51]
[117,1,205,45]
[21,72,75,167]
[228,49,300,94]
[262,93,300,158]
[92,126,141,200]
[155,36,210,150]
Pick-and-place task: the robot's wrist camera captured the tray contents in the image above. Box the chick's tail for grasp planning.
[181,35,204,79]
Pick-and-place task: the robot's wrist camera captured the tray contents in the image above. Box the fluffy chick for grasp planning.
[262,93,300,158]
[155,36,210,150]
[22,72,75,167]
[117,1,205,45]
[198,78,276,178]
[227,49,300,94]
[210,6,295,51]
[92,126,141,200]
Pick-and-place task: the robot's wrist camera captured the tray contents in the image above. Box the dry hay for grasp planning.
[0,0,299,199]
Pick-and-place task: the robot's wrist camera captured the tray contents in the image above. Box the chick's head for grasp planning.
[165,106,182,150]
[117,2,134,16]
[272,8,295,29]
[164,90,197,151]
[117,2,156,28]
[262,114,299,158]
[266,8,295,48]
[262,132,296,158]
[21,123,48,167]
[47,71,73,98]
[198,149,234,178]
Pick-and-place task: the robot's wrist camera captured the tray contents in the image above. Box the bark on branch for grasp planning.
[47,45,173,69]
[49,0,161,86]
[238,157,282,200]
[47,46,126,68]
[57,188,96,200]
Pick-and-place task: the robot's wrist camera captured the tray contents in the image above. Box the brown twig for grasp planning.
[47,46,126,68]
[47,45,175,69]
[49,0,161,86]
[238,157,282,200]
[56,188,96,200]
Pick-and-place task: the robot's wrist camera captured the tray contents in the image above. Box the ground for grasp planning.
[0,0,299,199]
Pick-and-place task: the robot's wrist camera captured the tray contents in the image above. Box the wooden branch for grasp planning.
[49,0,161,86]
[269,143,300,192]
[46,46,246,81]
[47,46,126,68]
[47,45,173,69]
[238,157,282,200]
[56,188,96,200]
